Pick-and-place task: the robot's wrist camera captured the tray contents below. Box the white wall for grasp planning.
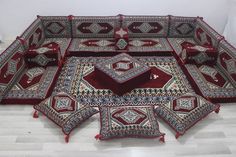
[0,0,230,41]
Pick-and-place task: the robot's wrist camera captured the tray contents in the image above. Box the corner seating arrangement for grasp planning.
[1,15,235,104]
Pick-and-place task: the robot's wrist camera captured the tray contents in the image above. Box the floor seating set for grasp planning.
[0,15,235,143]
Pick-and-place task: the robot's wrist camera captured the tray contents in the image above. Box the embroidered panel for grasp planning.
[3,66,59,100]
[194,18,222,48]
[185,64,236,99]
[167,38,197,56]
[168,16,196,37]
[53,56,193,106]
[217,40,236,86]
[34,92,98,135]
[20,18,45,49]
[154,93,220,135]
[98,105,164,140]
[68,38,116,52]
[39,16,72,38]
[71,16,120,38]
[128,38,173,52]
[122,15,169,37]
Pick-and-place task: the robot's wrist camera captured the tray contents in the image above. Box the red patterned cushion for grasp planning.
[180,41,217,65]
[94,53,151,95]
[96,105,165,141]
[1,66,59,104]
[33,92,98,142]
[0,40,25,101]
[154,93,220,138]
[25,42,62,67]
[20,18,45,50]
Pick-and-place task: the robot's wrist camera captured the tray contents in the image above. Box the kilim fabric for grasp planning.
[53,56,193,106]
[168,16,196,38]
[0,39,25,102]
[94,53,151,95]
[154,93,220,138]
[19,18,45,50]
[167,38,197,56]
[1,66,59,104]
[34,92,98,137]
[185,64,236,102]
[122,15,169,38]
[25,42,62,67]
[39,16,72,38]
[97,105,165,140]
[71,16,120,38]
[217,40,236,86]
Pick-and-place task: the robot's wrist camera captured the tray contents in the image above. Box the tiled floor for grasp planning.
[1,41,236,157]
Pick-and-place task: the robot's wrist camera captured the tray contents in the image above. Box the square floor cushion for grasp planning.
[33,92,98,143]
[154,93,220,139]
[96,105,165,142]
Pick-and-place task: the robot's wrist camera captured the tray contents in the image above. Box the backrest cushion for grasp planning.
[71,16,120,38]
[39,16,72,38]
[0,40,25,100]
[194,18,223,48]
[168,16,197,38]
[122,15,169,38]
[217,40,236,86]
[20,18,45,49]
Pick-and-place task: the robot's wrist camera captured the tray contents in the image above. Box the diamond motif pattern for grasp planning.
[138,23,152,33]
[7,59,18,75]
[53,96,76,113]
[47,22,65,34]
[88,23,102,33]
[226,59,236,74]
[173,97,197,112]
[116,39,128,50]
[176,23,194,35]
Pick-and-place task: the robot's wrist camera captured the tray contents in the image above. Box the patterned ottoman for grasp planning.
[94,53,151,95]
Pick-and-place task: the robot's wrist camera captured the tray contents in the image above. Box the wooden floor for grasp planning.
[1,41,236,157]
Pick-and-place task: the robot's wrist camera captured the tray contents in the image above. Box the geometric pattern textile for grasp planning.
[39,16,72,38]
[168,16,196,37]
[95,53,151,95]
[33,92,98,142]
[154,93,220,138]
[68,38,116,53]
[180,42,218,65]
[53,56,193,106]
[71,16,120,38]
[97,105,165,141]
[128,38,173,53]
[1,66,59,104]
[185,64,236,102]
[25,42,62,67]
[122,15,169,38]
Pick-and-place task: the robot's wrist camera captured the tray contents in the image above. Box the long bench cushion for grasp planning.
[1,66,59,104]
[20,18,45,50]
[0,40,25,101]
[71,16,120,38]
[128,38,173,53]
[194,18,223,48]
[184,64,236,102]
[68,38,116,54]
[217,40,236,87]
[39,16,72,38]
[168,16,197,38]
[122,15,169,38]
